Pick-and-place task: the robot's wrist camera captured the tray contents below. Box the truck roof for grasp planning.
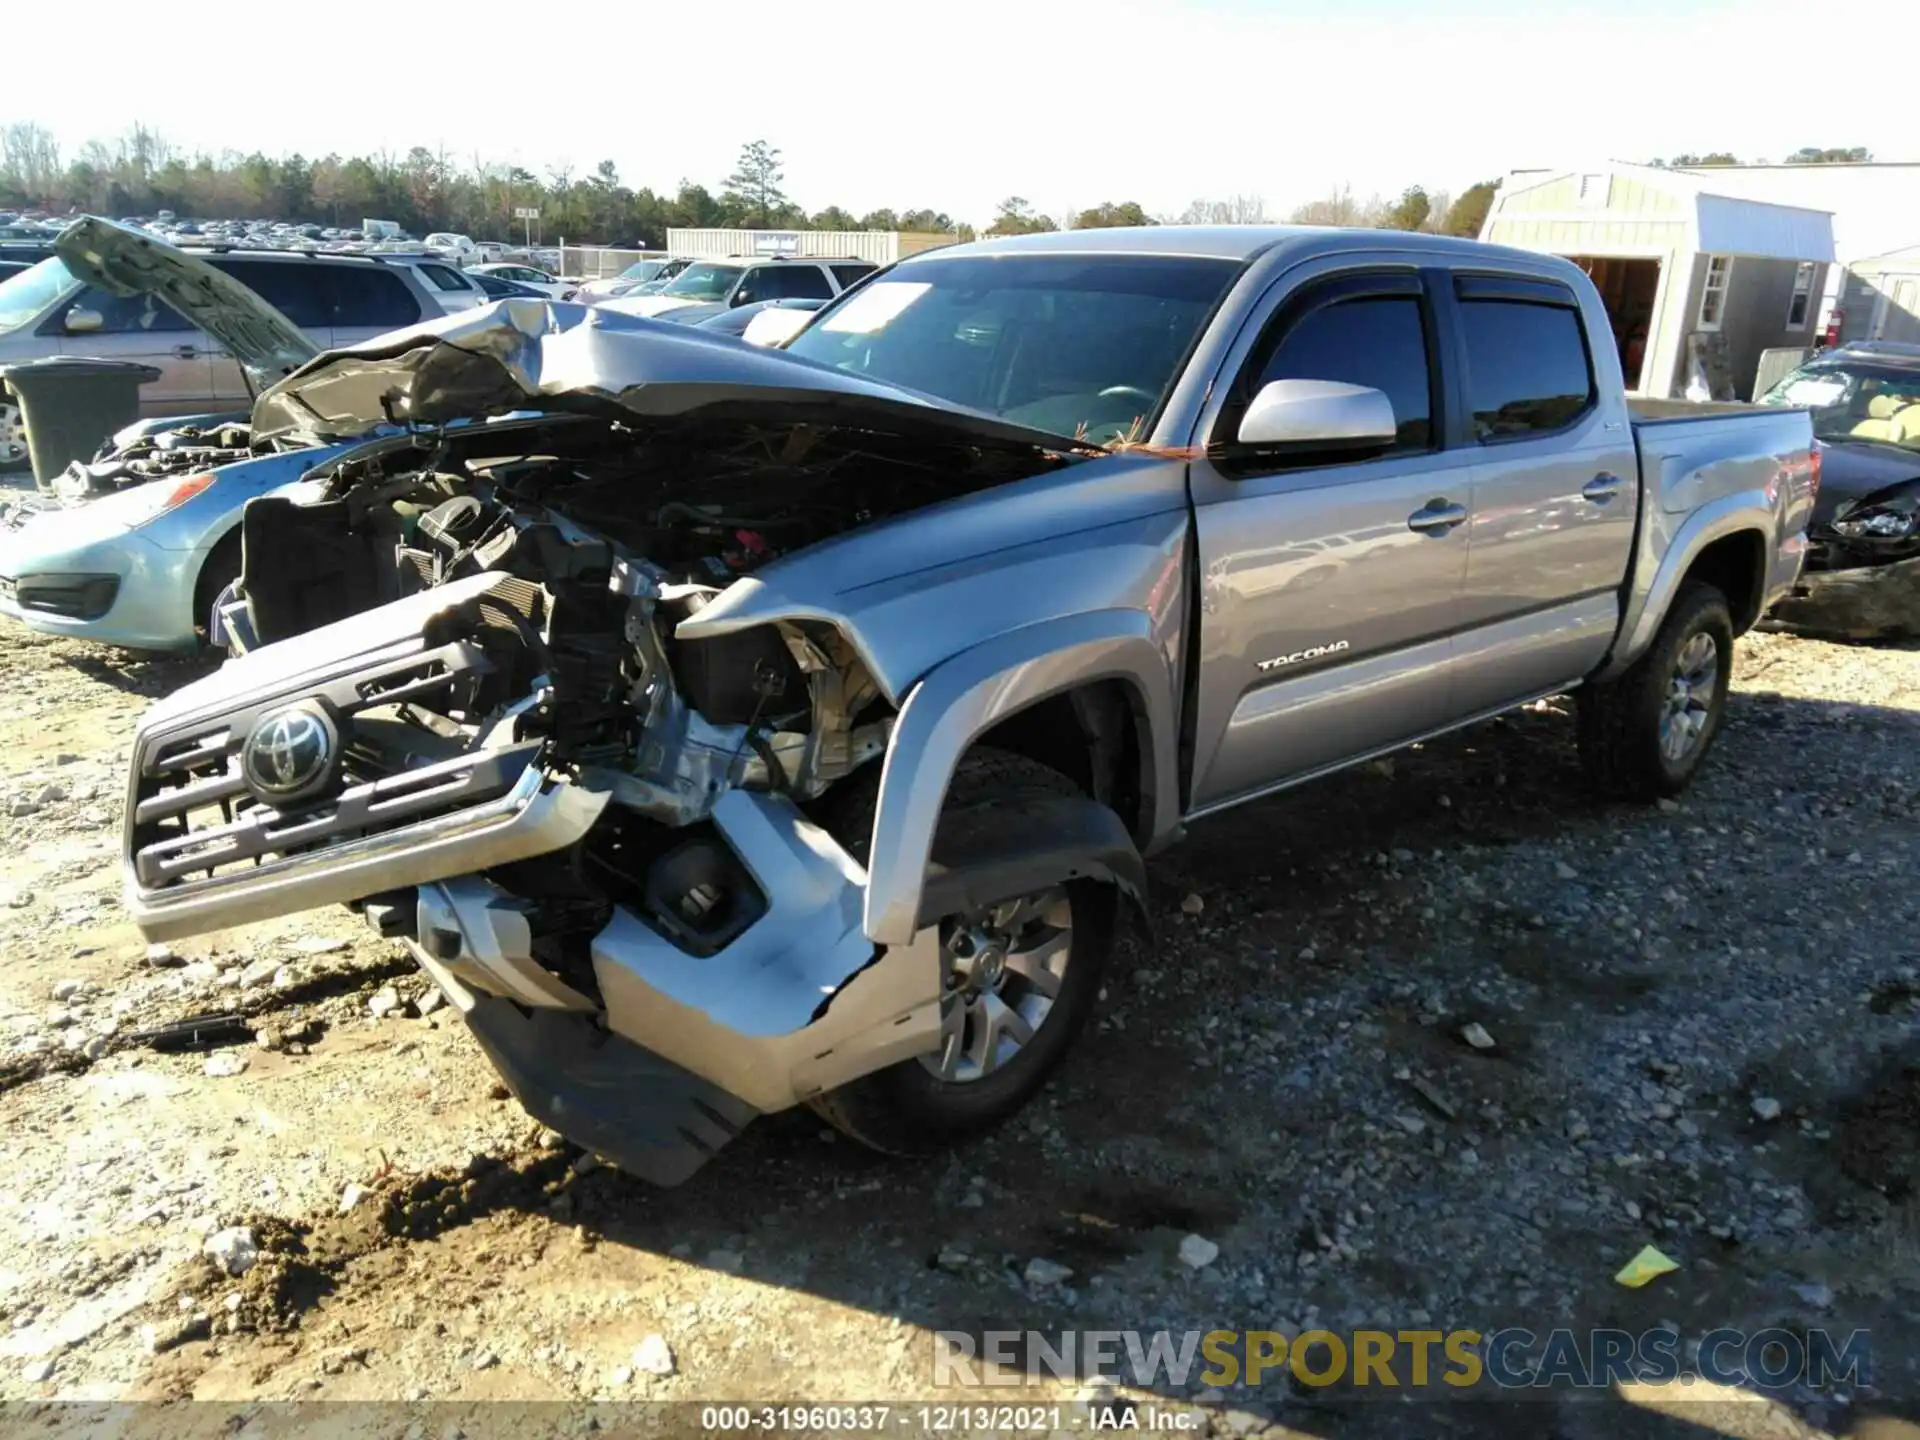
[923,224,1555,268]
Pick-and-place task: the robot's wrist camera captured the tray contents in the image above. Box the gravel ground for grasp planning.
[0,619,1916,1440]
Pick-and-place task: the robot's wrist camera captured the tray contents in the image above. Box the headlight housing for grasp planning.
[1832,494,1919,540]
[125,472,216,529]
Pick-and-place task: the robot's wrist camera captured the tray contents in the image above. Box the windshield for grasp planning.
[1760,360,1920,451]
[618,260,666,282]
[0,257,78,334]
[783,253,1239,443]
[661,263,744,301]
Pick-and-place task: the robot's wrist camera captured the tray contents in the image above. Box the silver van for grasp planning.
[0,244,450,467]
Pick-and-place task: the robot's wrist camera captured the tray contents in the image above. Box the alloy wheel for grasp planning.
[1660,630,1720,764]
[921,887,1074,1084]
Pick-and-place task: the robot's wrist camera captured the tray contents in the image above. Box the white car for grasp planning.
[468,263,575,301]
[423,233,480,265]
[378,255,490,312]
[602,257,874,320]
[574,256,689,302]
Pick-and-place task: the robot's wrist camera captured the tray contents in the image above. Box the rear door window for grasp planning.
[830,263,877,291]
[754,265,835,301]
[1456,289,1595,439]
[211,259,332,329]
[329,267,423,327]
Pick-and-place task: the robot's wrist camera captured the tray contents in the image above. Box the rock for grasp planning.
[81,1035,110,1059]
[1461,1022,1497,1051]
[632,1334,676,1376]
[1752,1096,1783,1122]
[1180,893,1205,916]
[204,1226,260,1276]
[706,1248,744,1275]
[51,978,88,1002]
[8,797,38,818]
[1793,1282,1835,1310]
[367,986,403,1019]
[144,1314,211,1354]
[1408,1075,1457,1119]
[339,1183,371,1214]
[609,1365,634,1387]
[1178,1234,1221,1270]
[1394,1113,1428,1136]
[255,1028,284,1052]
[1193,1387,1227,1404]
[204,1051,249,1078]
[35,782,67,806]
[4,889,32,908]
[238,958,280,988]
[416,988,446,1017]
[144,943,182,968]
[471,1349,499,1370]
[1024,1257,1074,1287]
[297,936,350,956]
[1656,798,1680,813]
[1554,861,1579,880]
[936,1245,972,1273]
[23,1357,54,1382]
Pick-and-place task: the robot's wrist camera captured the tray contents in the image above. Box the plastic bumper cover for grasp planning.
[1763,552,1920,641]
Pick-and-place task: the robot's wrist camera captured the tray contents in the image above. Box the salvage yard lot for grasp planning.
[0,621,1918,1438]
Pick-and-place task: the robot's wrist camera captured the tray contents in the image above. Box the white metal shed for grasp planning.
[1482,165,1836,399]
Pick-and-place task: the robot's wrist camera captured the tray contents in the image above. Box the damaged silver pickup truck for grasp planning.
[121,229,1817,1183]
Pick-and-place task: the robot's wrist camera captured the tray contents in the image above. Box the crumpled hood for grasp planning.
[1813,437,1920,528]
[248,298,1085,454]
[54,218,318,395]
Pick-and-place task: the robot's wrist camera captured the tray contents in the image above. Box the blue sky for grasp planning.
[10,0,1906,226]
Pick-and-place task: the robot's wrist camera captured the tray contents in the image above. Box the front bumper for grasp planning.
[0,503,202,650]
[1762,552,1920,641]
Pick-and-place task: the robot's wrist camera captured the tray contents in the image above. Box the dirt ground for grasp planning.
[0,617,1919,1440]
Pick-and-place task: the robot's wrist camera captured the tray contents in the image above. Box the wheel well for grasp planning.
[1682,530,1767,634]
[972,681,1148,843]
[192,527,244,633]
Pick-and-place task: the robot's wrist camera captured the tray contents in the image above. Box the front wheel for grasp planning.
[0,394,28,474]
[1577,582,1734,800]
[805,747,1117,1155]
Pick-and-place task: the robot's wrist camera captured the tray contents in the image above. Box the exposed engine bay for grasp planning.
[52,419,254,502]
[194,410,1068,992]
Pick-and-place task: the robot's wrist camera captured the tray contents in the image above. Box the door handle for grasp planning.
[171,345,198,359]
[1406,500,1467,535]
[1583,472,1623,503]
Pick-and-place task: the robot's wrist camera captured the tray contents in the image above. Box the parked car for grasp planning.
[0,220,454,468]
[602,257,875,319]
[469,272,553,301]
[467,263,575,300]
[424,233,480,265]
[693,296,827,345]
[574,257,691,302]
[127,229,1812,1188]
[1758,340,1920,638]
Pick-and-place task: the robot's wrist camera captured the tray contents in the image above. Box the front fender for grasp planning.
[863,609,1179,947]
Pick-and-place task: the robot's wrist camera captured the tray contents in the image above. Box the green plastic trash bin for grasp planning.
[0,357,162,492]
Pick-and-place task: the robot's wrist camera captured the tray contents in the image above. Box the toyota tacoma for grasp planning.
[118,228,1817,1183]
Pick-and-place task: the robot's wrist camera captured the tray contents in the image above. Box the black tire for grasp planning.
[192,529,244,648]
[804,746,1118,1155]
[0,390,28,475]
[1577,582,1734,800]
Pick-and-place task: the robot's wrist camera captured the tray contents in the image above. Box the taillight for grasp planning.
[1822,309,1843,349]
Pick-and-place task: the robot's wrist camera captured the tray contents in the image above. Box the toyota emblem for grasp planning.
[241,704,338,801]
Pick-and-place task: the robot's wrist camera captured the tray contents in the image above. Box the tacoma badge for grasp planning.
[1257,640,1350,672]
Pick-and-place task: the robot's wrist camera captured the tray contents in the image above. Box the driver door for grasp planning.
[1184,262,1473,815]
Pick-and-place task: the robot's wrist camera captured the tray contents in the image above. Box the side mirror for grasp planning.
[1237,379,1397,450]
[63,306,104,335]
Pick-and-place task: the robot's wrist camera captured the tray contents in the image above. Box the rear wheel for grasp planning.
[1577,582,1733,800]
[805,747,1117,1155]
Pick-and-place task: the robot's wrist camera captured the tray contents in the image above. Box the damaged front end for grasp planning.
[121,301,1137,1183]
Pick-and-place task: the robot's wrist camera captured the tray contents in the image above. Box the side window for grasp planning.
[68,286,191,334]
[329,267,424,328]
[1250,294,1434,453]
[212,260,331,329]
[418,264,471,293]
[1458,299,1594,439]
[831,263,877,291]
[757,265,834,301]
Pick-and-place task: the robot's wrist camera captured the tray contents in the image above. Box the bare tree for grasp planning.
[1175,194,1268,224]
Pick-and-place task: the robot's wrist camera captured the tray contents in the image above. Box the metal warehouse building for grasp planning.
[1481,164,1835,401]
[663,228,954,264]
